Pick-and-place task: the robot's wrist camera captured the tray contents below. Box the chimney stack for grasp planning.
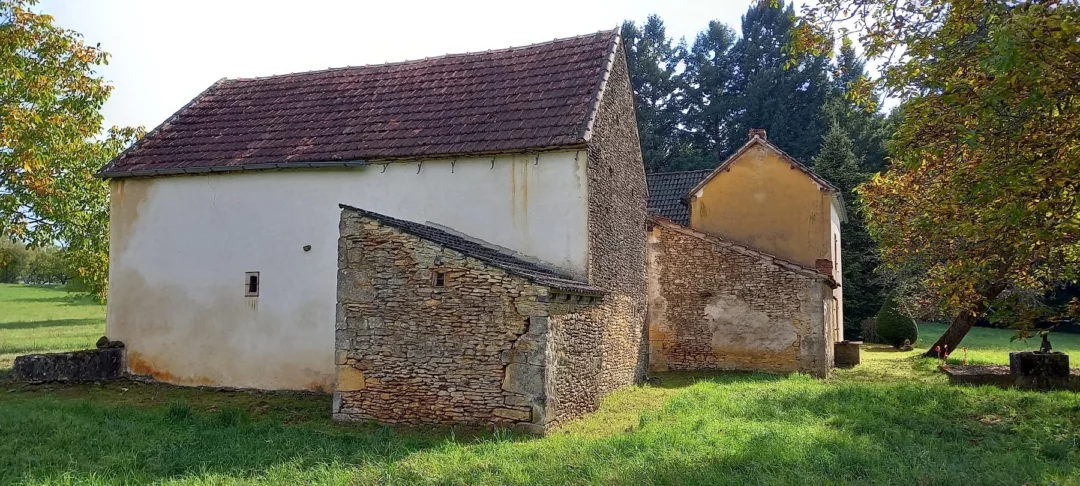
[749,128,767,141]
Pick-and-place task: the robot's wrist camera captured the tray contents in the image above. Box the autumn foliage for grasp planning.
[0,0,142,299]
[796,1,1080,354]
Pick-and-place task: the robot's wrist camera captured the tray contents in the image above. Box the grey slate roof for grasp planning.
[646,169,711,225]
[339,204,604,295]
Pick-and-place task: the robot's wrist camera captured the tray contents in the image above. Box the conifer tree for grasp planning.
[621,16,684,173]
[726,0,830,163]
[679,21,738,169]
[812,123,884,333]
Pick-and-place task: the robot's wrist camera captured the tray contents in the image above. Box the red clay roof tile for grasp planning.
[100,30,618,178]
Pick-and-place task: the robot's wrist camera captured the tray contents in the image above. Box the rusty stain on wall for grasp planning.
[109,179,152,257]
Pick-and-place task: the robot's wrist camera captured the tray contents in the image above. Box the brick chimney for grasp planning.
[748,128,767,141]
[815,258,834,275]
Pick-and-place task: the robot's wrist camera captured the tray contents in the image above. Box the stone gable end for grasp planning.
[646,223,834,377]
[334,210,610,431]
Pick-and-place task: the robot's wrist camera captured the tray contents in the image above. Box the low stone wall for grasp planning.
[944,364,1080,391]
[12,347,125,383]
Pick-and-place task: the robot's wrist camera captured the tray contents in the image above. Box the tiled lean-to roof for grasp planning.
[646,169,711,225]
[99,30,620,178]
[339,205,604,295]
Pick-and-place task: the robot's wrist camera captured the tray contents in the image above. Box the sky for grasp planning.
[39,0,813,131]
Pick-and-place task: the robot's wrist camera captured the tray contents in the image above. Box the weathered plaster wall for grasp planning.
[333,211,554,427]
[646,224,832,377]
[547,39,648,424]
[830,202,844,341]
[107,151,588,390]
[689,143,833,270]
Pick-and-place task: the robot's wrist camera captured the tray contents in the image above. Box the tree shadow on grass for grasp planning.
[2,373,1077,484]
[392,377,1079,485]
[650,370,789,389]
[9,294,102,307]
[0,318,102,331]
[0,380,536,484]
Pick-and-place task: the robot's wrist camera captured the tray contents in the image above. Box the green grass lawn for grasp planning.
[917,321,1080,364]
[0,284,105,371]
[1,284,1078,485]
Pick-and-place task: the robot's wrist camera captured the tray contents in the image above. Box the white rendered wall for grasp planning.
[106,151,589,390]
[830,202,844,342]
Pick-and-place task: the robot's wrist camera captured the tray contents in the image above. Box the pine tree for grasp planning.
[621,16,684,173]
[679,21,738,170]
[726,0,830,163]
[812,123,885,334]
[823,40,892,174]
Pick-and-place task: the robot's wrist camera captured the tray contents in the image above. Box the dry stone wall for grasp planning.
[562,39,648,420]
[647,224,832,377]
[334,212,552,428]
[333,211,606,431]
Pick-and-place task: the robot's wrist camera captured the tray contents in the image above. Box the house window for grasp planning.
[245,272,260,296]
[433,271,446,287]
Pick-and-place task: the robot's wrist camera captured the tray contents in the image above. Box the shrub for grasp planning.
[860,318,879,343]
[876,293,919,347]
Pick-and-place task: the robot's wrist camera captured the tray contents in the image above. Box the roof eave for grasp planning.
[96,160,369,179]
[578,26,621,143]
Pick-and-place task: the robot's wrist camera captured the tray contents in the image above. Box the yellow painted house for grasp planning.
[644,129,846,375]
[685,129,846,328]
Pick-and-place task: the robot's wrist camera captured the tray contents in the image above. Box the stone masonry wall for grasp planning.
[647,224,832,377]
[550,39,649,423]
[334,212,554,428]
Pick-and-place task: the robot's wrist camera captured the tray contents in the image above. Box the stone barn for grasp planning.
[645,130,845,377]
[97,27,648,428]
[334,206,618,431]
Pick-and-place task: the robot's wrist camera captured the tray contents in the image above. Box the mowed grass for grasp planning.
[0,284,105,371]
[0,284,1078,485]
[917,321,1080,365]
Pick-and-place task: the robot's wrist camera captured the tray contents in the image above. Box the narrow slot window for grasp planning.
[245,272,260,296]
[433,271,446,287]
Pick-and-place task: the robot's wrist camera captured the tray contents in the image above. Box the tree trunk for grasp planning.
[922,310,979,358]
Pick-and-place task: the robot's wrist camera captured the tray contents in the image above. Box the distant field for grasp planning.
[0,284,105,371]
[0,284,1077,485]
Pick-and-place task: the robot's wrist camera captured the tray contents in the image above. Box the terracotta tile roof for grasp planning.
[646,169,711,225]
[99,30,620,178]
[340,204,605,295]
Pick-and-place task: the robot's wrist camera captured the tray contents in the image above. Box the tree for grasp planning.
[621,16,685,173]
[812,123,885,332]
[727,0,831,164]
[822,40,892,174]
[680,21,739,169]
[796,1,1080,356]
[0,0,142,299]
